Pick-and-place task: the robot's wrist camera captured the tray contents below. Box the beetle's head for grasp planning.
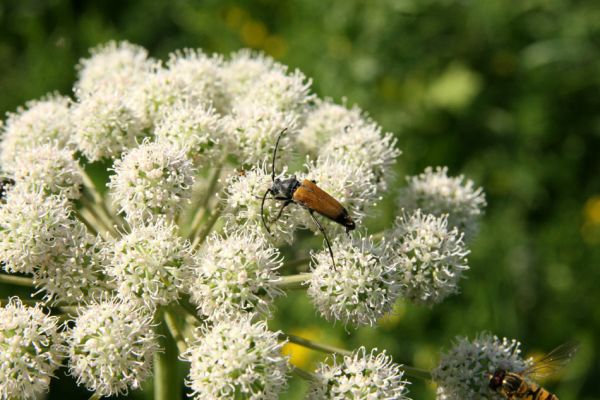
[270,175,299,200]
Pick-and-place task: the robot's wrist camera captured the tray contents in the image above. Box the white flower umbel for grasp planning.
[155,101,225,168]
[226,104,298,166]
[6,143,82,199]
[189,231,283,320]
[399,166,486,238]
[75,40,154,95]
[72,87,146,161]
[165,49,230,113]
[307,234,400,327]
[388,210,469,305]
[310,347,411,400]
[223,164,297,244]
[108,219,192,309]
[0,94,73,170]
[318,120,400,191]
[182,315,290,400]
[224,50,313,115]
[297,99,365,155]
[108,140,195,223]
[33,234,110,304]
[0,298,65,400]
[68,298,159,397]
[135,50,227,125]
[303,157,378,228]
[0,189,82,274]
[432,333,530,400]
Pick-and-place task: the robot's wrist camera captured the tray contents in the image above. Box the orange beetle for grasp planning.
[261,129,355,265]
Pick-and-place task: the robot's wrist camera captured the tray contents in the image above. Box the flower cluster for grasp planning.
[309,347,410,399]
[432,333,530,400]
[67,298,159,397]
[0,298,64,400]
[182,316,290,400]
[0,40,492,399]
[308,234,400,327]
[189,231,283,320]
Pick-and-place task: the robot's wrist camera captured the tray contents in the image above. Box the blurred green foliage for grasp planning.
[1,0,599,399]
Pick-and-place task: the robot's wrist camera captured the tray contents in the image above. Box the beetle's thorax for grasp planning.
[270,176,301,200]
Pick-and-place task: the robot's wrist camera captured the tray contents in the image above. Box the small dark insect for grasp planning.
[489,341,579,400]
[0,177,15,200]
[260,129,355,266]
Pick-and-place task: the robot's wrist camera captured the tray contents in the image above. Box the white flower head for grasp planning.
[154,100,225,167]
[75,40,154,95]
[226,104,298,166]
[108,140,195,223]
[399,166,486,239]
[0,189,82,274]
[189,230,283,320]
[388,210,469,305]
[225,50,313,114]
[432,333,530,400]
[297,99,365,155]
[72,87,146,161]
[0,297,65,400]
[33,234,111,304]
[108,218,192,309]
[310,347,411,400]
[308,234,400,327]
[134,50,227,125]
[182,315,290,400]
[302,156,378,229]
[222,164,297,244]
[6,143,82,199]
[318,120,400,191]
[67,298,159,397]
[165,49,230,113]
[0,93,73,170]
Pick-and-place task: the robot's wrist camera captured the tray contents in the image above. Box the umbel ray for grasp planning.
[260,129,355,266]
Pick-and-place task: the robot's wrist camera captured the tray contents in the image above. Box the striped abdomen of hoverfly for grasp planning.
[490,370,558,400]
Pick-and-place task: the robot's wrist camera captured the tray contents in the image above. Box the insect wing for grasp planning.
[522,341,579,379]
[293,180,345,220]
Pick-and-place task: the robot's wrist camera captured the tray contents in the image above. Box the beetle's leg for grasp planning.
[308,210,336,268]
[270,200,291,224]
[261,189,273,235]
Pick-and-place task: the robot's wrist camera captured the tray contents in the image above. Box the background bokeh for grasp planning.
[1,0,599,399]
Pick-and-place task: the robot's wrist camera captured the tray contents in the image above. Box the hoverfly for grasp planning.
[489,341,579,400]
[260,129,355,266]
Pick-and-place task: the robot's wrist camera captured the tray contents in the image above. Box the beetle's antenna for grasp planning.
[271,128,287,181]
[261,189,273,235]
[308,211,336,268]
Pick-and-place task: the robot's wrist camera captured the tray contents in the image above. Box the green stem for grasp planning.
[283,333,432,381]
[178,295,201,323]
[187,160,224,238]
[80,195,118,237]
[154,310,181,400]
[0,274,34,287]
[274,274,311,290]
[164,309,188,354]
[284,257,312,270]
[78,165,123,235]
[74,209,99,236]
[292,366,318,382]
[191,207,223,248]
[89,393,102,400]
[77,207,113,240]
[402,365,432,381]
[282,333,351,356]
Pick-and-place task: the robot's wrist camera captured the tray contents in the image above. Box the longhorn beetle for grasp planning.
[260,129,355,266]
